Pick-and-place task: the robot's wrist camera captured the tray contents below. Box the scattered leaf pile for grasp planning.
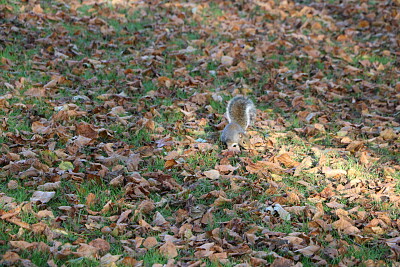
[0,0,399,266]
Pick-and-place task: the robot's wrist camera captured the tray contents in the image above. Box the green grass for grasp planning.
[140,250,168,266]
[186,151,220,172]
[0,0,398,265]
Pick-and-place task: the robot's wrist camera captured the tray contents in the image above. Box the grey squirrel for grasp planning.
[221,96,256,149]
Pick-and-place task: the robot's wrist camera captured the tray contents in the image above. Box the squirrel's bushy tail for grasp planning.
[226,96,256,129]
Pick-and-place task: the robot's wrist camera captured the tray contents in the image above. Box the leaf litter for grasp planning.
[0,0,399,266]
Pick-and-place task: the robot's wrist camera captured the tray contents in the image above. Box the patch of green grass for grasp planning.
[0,0,20,12]
[0,44,40,87]
[139,249,168,267]
[271,220,293,233]
[190,179,215,199]
[65,257,100,267]
[20,250,50,266]
[1,113,31,133]
[109,126,152,147]
[209,99,226,115]
[328,241,390,265]
[203,2,224,18]
[355,54,395,65]
[186,32,201,41]
[73,180,124,214]
[76,4,95,16]
[155,107,184,125]
[0,184,29,203]
[186,151,219,172]
[142,156,165,172]
[202,259,237,267]
[283,173,320,197]
[142,80,157,94]
[369,146,399,165]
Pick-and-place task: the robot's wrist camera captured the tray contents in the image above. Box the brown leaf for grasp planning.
[138,200,155,214]
[24,87,45,97]
[30,191,55,204]
[31,121,51,134]
[117,209,132,224]
[332,218,360,234]
[215,164,238,173]
[36,210,54,219]
[221,56,234,67]
[121,257,142,266]
[358,20,370,28]
[10,241,34,250]
[322,167,347,179]
[204,170,220,179]
[153,211,167,226]
[86,193,96,207]
[31,222,48,235]
[32,4,44,14]
[73,244,99,258]
[2,251,20,263]
[43,77,60,89]
[326,201,345,209]
[275,153,300,168]
[109,175,124,186]
[164,159,177,169]
[212,196,232,207]
[7,180,18,190]
[88,238,110,254]
[201,208,214,225]
[37,181,61,191]
[159,241,178,259]
[271,257,294,267]
[380,128,397,141]
[76,122,98,139]
[295,245,320,257]
[346,141,364,153]
[100,254,121,265]
[143,236,158,248]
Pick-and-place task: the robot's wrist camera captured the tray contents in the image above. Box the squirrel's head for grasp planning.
[238,133,252,149]
[226,133,252,151]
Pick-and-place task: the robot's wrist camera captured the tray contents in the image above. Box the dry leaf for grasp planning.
[143,236,158,248]
[159,241,178,258]
[221,56,234,67]
[88,238,110,254]
[30,191,55,204]
[204,170,220,179]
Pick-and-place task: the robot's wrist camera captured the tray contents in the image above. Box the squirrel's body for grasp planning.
[221,96,256,149]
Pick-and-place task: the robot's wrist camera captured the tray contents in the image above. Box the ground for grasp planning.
[0,0,399,266]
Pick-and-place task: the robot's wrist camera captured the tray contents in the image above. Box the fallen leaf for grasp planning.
[159,241,178,259]
[204,170,220,179]
[221,56,234,67]
[30,191,55,204]
[143,236,158,248]
[88,238,110,254]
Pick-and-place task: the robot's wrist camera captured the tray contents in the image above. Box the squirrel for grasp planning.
[220,96,256,150]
